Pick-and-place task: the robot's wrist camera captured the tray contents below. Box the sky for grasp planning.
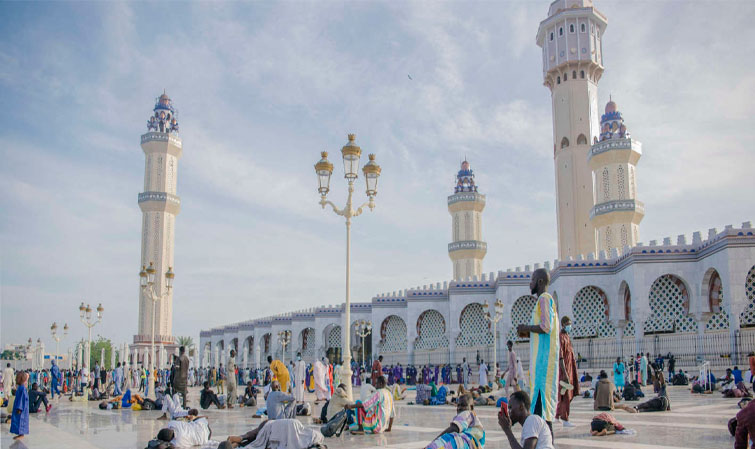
[1,0,754,355]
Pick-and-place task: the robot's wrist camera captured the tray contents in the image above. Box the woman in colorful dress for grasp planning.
[613,357,625,394]
[426,394,485,449]
[352,375,394,435]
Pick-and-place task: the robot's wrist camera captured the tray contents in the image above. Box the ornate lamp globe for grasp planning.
[63,323,69,335]
[51,322,58,333]
[362,154,381,197]
[139,265,148,288]
[340,134,362,180]
[85,304,92,320]
[314,151,334,195]
[79,302,86,319]
[96,303,104,319]
[165,266,175,289]
[146,262,156,285]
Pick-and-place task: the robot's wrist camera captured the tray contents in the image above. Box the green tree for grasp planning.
[176,336,195,356]
[89,336,114,370]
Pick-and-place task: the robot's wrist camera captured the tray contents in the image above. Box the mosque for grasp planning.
[192,0,755,372]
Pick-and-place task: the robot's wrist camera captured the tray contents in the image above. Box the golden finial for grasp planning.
[348,133,356,142]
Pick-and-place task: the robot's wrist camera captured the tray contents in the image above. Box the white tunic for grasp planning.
[294,360,306,402]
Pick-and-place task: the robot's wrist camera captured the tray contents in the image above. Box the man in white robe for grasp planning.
[294,353,306,403]
[478,360,488,386]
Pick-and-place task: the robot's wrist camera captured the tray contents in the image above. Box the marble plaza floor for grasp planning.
[0,384,739,449]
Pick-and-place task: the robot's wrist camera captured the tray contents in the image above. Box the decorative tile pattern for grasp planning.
[327,325,342,349]
[508,295,537,342]
[379,315,407,353]
[740,265,755,327]
[706,271,729,331]
[456,303,493,347]
[415,310,448,350]
[299,328,315,358]
[572,286,615,338]
[644,275,698,334]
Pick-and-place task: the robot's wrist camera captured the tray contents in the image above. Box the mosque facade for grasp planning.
[198,0,755,371]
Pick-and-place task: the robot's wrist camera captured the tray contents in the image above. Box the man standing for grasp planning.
[371,355,383,386]
[50,360,61,399]
[504,341,518,395]
[3,363,14,398]
[556,316,579,427]
[517,267,559,440]
[226,350,237,408]
[478,359,488,387]
[113,362,123,396]
[462,358,470,387]
[640,353,648,387]
[218,363,226,394]
[294,352,306,403]
[175,346,190,407]
[94,362,101,390]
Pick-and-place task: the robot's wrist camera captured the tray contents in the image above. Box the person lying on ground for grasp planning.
[497,390,554,449]
[222,418,324,449]
[200,382,225,410]
[425,393,484,449]
[29,383,51,413]
[265,381,296,420]
[593,371,637,413]
[590,412,625,436]
[157,393,190,420]
[153,414,211,448]
[633,378,670,412]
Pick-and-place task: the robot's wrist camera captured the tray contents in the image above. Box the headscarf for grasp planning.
[270,360,290,393]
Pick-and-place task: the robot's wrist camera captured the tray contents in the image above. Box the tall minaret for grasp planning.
[589,99,643,253]
[448,160,486,280]
[536,0,607,259]
[134,92,182,350]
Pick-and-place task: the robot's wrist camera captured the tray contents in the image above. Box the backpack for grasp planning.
[320,409,348,437]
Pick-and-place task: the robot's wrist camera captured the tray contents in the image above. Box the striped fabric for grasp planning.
[529,292,560,422]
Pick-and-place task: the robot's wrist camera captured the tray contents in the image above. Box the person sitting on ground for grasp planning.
[594,371,636,414]
[497,390,554,449]
[152,412,211,448]
[200,381,225,410]
[391,378,407,401]
[157,392,190,420]
[28,383,51,413]
[361,377,377,402]
[426,393,485,449]
[590,412,625,436]
[733,366,744,385]
[428,384,448,406]
[729,396,755,449]
[242,381,258,407]
[672,369,690,386]
[223,418,324,449]
[264,380,295,420]
[352,375,394,435]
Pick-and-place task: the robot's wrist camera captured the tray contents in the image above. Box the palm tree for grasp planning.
[177,336,194,355]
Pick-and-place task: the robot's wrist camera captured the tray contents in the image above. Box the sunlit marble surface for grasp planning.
[1,384,737,449]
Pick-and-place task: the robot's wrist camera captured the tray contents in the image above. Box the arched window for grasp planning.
[630,166,636,198]
[453,215,460,240]
[564,72,568,81]
[572,70,577,79]
[605,226,613,251]
[580,70,585,79]
[617,165,626,199]
[550,32,554,41]
[577,134,587,145]
[621,225,628,247]
[464,212,472,238]
[559,27,563,36]
[557,76,561,84]
[581,23,586,33]
[561,137,570,149]
[570,24,575,33]
[602,168,610,201]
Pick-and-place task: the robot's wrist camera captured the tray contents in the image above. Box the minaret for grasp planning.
[133,92,182,350]
[448,160,486,280]
[536,0,607,259]
[588,99,643,253]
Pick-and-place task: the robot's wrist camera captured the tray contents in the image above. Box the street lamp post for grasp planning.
[483,299,504,386]
[314,134,382,401]
[355,320,372,368]
[79,302,103,370]
[139,262,174,399]
[50,322,69,367]
[278,330,291,366]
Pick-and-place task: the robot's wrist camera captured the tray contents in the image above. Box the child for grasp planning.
[11,372,29,440]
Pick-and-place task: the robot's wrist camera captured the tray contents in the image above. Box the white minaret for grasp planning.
[537,0,607,259]
[133,92,182,350]
[589,99,643,253]
[448,160,486,280]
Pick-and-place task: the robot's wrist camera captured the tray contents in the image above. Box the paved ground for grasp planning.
[0,384,739,449]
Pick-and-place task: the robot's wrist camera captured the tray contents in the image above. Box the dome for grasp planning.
[605,100,617,114]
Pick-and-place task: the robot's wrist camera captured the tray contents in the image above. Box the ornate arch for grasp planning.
[379,315,407,353]
[740,265,755,327]
[507,295,537,342]
[456,303,493,347]
[262,333,272,358]
[619,281,635,336]
[299,328,315,358]
[572,286,615,338]
[326,325,342,349]
[644,274,697,334]
[703,269,729,331]
[415,310,448,350]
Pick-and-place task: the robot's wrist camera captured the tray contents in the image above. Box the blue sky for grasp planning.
[1,1,754,354]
